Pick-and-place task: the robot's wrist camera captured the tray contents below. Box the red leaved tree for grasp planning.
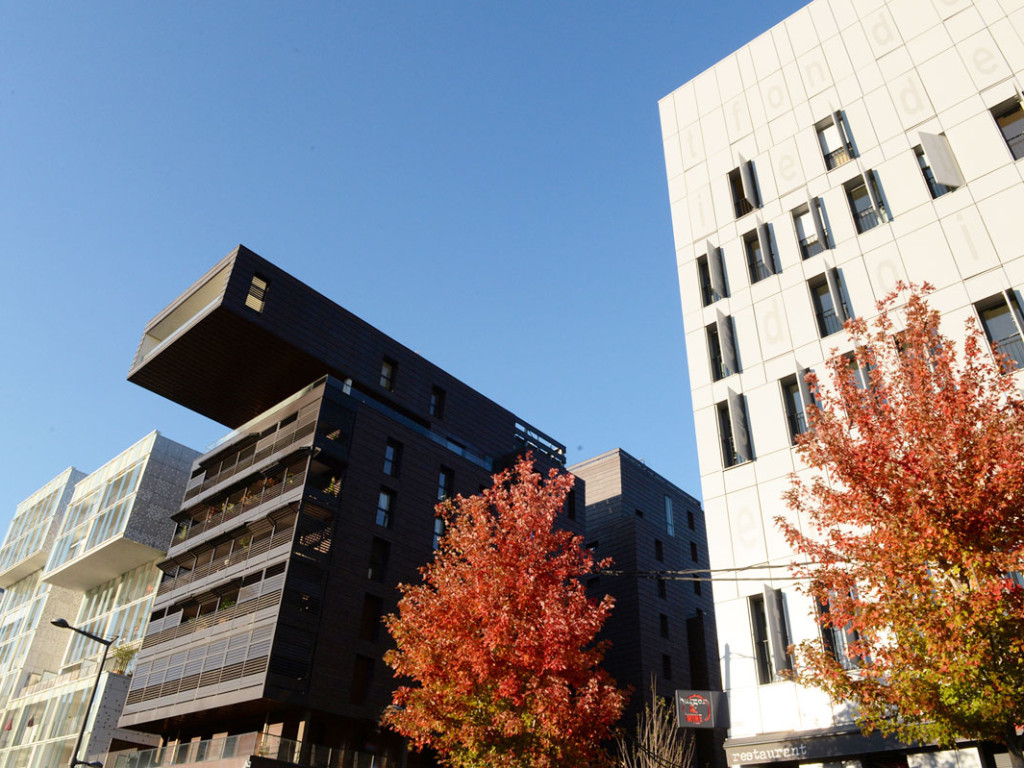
[382,456,626,768]
[778,285,1024,765]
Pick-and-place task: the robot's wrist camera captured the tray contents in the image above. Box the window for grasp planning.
[383,440,402,477]
[728,159,760,217]
[780,371,814,443]
[793,200,828,259]
[654,539,664,562]
[915,133,963,198]
[816,111,854,170]
[717,391,753,468]
[690,541,699,563]
[694,579,702,595]
[660,613,670,639]
[429,386,446,419]
[816,595,862,670]
[367,538,389,582]
[976,292,1024,369]
[697,247,728,305]
[687,510,695,531]
[635,508,644,519]
[707,312,738,381]
[350,655,374,704]
[664,496,674,537]
[662,654,673,680]
[992,99,1024,160]
[245,275,268,312]
[846,172,889,233]
[749,588,792,684]
[744,224,778,283]
[359,594,383,641]
[437,468,453,501]
[375,490,394,528]
[432,516,446,550]
[657,578,667,599]
[379,358,397,390]
[809,269,851,338]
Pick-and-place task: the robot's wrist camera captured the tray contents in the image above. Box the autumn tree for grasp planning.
[778,285,1024,765]
[383,456,627,768]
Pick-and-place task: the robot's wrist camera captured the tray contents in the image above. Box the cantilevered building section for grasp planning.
[660,1,1024,767]
[116,246,572,768]
[0,433,197,768]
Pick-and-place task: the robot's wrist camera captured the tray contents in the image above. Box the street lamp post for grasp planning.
[51,618,117,768]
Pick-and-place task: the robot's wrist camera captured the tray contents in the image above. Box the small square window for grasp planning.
[245,275,268,313]
[635,508,644,519]
[375,489,394,528]
[380,358,397,391]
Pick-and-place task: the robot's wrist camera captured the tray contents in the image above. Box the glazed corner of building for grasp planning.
[659,0,1024,767]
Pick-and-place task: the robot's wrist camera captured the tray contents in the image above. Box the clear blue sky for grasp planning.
[0,1,806,524]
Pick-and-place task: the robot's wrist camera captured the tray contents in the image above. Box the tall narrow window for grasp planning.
[380,358,397,390]
[816,595,862,670]
[690,541,699,562]
[664,496,674,537]
[654,539,664,562]
[749,588,792,684]
[809,270,851,338]
[992,99,1024,161]
[915,133,963,198]
[375,490,394,528]
[245,275,268,312]
[659,613,670,639]
[781,375,807,443]
[367,538,389,582]
[976,292,1024,369]
[661,654,673,680]
[697,245,728,305]
[687,510,695,531]
[429,386,446,418]
[793,200,828,259]
[437,467,453,501]
[728,159,759,218]
[707,312,738,381]
[817,111,854,170]
[657,579,667,599]
[359,594,383,641]
[350,656,374,705]
[846,172,889,233]
[744,228,776,283]
[717,391,752,468]
[383,440,402,477]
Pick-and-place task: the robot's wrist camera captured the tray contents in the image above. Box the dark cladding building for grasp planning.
[115,246,573,768]
[570,449,723,768]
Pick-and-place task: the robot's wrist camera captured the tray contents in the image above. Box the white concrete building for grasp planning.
[0,432,197,768]
[659,1,1024,767]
